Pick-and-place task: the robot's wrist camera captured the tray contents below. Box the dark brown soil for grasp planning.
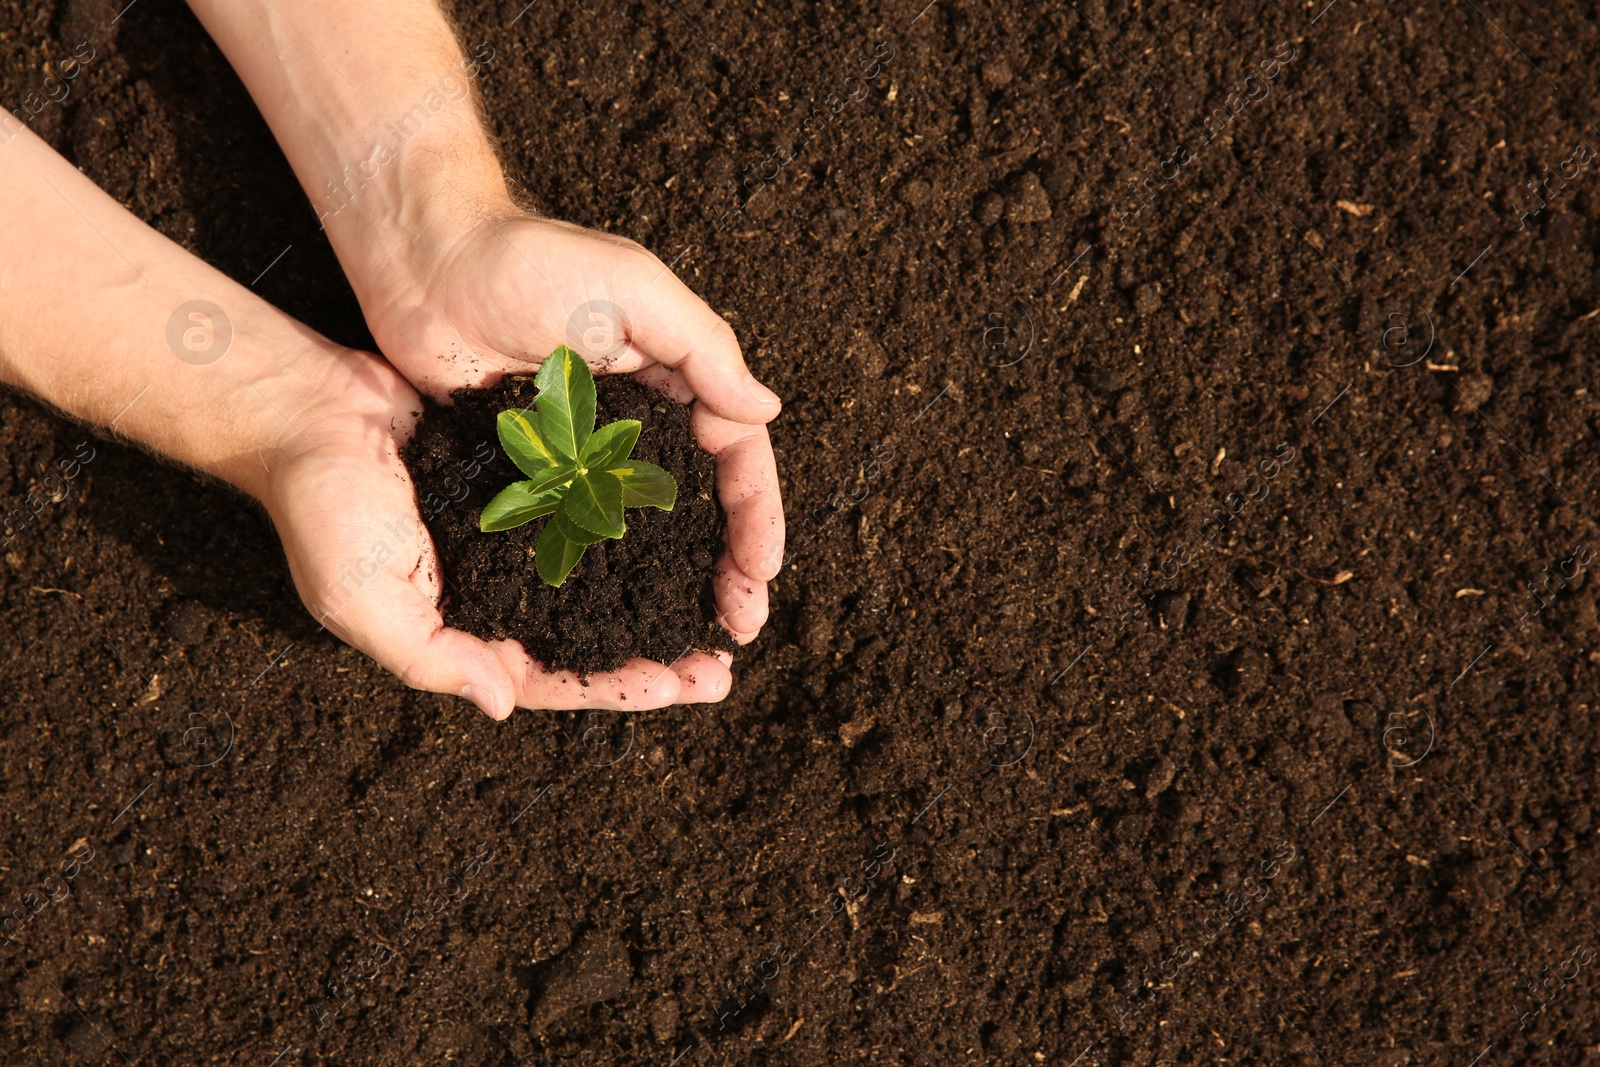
[5,0,1600,1064]
[402,376,731,675]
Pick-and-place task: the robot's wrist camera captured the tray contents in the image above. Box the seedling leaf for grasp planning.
[553,501,608,545]
[479,481,564,532]
[535,510,589,586]
[497,408,565,479]
[612,461,677,511]
[480,347,681,586]
[563,468,625,539]
[582,419,641,471]
[534,346,596,460]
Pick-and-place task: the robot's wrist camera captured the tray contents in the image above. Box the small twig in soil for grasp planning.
[1244,554,1354,586]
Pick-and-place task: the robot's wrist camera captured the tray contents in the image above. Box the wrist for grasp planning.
[191,334,359,504]
[317,119,515,323]
[184,0,515,318]
[250,344,419,523]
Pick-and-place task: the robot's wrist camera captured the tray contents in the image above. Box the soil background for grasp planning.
[3,0,1600,1063]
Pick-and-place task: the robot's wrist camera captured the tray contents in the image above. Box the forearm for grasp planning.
[184,0,511,308]
[0,120,344,501]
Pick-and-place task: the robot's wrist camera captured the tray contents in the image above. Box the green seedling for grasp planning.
[479,345,677,587]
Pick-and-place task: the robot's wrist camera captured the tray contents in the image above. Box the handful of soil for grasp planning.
[401,376,732,676]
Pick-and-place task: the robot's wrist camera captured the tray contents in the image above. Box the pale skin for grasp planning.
[0,1,783,718]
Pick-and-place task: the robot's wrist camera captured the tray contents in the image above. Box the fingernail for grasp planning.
[461,684,504,720]
[744,374,781,409]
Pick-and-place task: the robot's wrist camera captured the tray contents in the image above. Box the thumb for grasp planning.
[313,568,518,721]
[624,270,782,424]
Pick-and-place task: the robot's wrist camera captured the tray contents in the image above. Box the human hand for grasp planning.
[261,346,734,719]
[356,209,783,646]
[0,114,715,720]
[177,0,783,652]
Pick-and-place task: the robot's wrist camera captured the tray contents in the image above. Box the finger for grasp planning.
[625,270,782,424]
[491,645,683,711]
[411,309,656,396]
[566,340,653,377]
[693,406,785,581]
[714,550,769,637]
[629,359,696,405]
[670,651,733,704]
[314,570,518,721]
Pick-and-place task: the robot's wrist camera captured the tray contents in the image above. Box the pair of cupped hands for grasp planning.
[272,212,783,720]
